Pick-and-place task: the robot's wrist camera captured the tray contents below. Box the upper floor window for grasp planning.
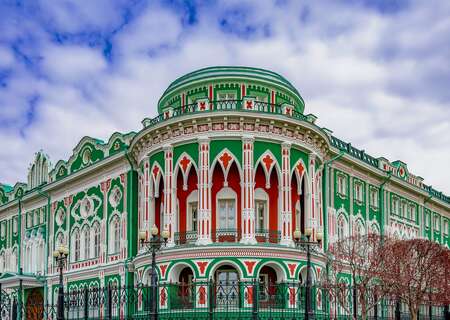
[186,190,198,232]
[425,212,430,228]
[354,181,363,202]
[337,215,346,241]
[13,217,18,234]
[337,174,346,196]
[444,220,449,235]
[255,188,268,231]
[409,204,416,221]
[369,188,378,208]
[72,229,80,262]
[34,210,39,226]
[217,92,236,101]
[39,209,45,224]
[434,215,440,231]
[109,216,121,254]
[92,222,100,258]
[82,226,90,260]
[27,212,32,228]
[402,201,408,218]
[217,188,236,230]
[295,200,302,232]
[392,198,400,215]
[0,223,5,238]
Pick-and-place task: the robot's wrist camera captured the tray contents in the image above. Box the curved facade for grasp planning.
[0,66,449,317]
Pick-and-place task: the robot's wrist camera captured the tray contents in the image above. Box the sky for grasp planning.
[0,0,449,194]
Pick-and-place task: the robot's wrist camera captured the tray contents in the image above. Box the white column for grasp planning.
[197,137,212,245]
[309,154,317,240]
[163,145,175,246]
[280,142,293,246]
[241,135,256,244]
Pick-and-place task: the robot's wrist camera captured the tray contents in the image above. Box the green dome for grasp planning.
[157,66,305,113]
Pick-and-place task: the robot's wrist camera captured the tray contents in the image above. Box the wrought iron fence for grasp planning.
[0,281,448,319]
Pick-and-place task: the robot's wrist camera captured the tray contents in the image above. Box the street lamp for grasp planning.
[53,245,69,320]
[139,225,169,320]
[294,227,323,320]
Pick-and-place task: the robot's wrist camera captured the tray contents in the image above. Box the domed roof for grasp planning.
[158,66,305,113]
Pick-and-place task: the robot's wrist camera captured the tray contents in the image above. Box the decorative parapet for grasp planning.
[378,158,424,188]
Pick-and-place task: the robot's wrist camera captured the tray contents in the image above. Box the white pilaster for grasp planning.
[280,142,293,246]
[241,135,256,244]
[197,137,212,245]
[163,144,175,246]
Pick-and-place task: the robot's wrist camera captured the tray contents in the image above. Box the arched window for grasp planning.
[295,200,301,231]
[72,228,80,261]
[10,248,17,272]
[216,188,236,231]
[187,190,198,232]
[255,188,268,232]
[0,252,4,273]
[337,215,346,241]
[82,226,90,260]
[354,220,364,236]
[55,232,65,249]
[109,216,121,254]
[92,222,100,258]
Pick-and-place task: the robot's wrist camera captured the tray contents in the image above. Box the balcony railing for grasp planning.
[173,229,281,246]
[142,99,309,129]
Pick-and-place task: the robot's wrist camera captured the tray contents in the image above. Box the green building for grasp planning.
[0,66,448,318]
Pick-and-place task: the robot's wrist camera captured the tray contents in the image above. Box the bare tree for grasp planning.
[380,238,450,320]
[323,234,388,320]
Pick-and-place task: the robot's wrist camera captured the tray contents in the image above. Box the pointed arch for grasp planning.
[254,150,281,189]
[150,162,163,198]
[210,148,243,186]
[174,152,198,191]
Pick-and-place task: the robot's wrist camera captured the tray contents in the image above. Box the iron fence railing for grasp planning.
[1,281,448,320]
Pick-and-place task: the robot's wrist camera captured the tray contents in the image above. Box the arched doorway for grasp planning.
[258,265,280,308]
[174,267,195,309]
[292,172,306,235]
[214,265,240,308]
[25,289,43,320]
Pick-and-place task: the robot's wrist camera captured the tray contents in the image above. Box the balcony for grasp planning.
[173,229,281,246]
[142,99,309,129]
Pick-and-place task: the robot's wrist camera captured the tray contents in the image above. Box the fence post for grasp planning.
[252,280,258,320]
[353,285,357,319]
[374,291,378,320]
[208,281,214,320]
[107,284,112,320]
[395,301,401,320]
[84,287,88,320]
[429,304,432,320]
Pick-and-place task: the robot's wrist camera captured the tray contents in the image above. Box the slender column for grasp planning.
[163,145,175,246]
[241,135,256,244]
[197,137,212,245]
[280,142,293,246]
[309,154,317,239]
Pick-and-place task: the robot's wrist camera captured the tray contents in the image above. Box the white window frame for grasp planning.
[186,190,198,232]
[354,181,363,202]
[369,188,378,208]
[254,188,269,232]
[72,228,80,262]
[434,215,440,231]
[82,226,90,260]
[337,215,347,241]
[295,200,301,231]
[92,222,100,258]
[109,216,121,254]
[337,174,346,196]
[217,92,236,101]
[216,187,237,230]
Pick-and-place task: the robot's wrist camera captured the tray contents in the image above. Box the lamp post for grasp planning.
[139,225,169,320]
[53,245,69,320]
[293,227,323,320]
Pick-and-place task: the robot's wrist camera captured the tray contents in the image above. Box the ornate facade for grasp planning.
[0,66,449,316]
